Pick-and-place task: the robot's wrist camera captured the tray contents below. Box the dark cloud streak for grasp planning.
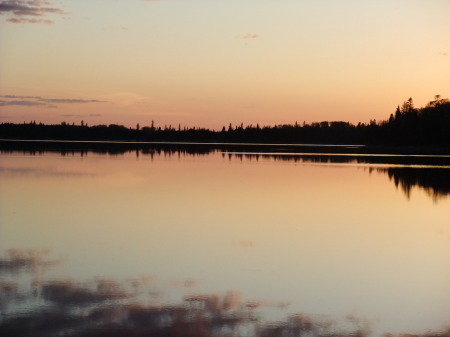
[2,95,42,99]
[0,95,106,108]
[41,98,104,104]
[0,0,67,24]
[0,100,46,106]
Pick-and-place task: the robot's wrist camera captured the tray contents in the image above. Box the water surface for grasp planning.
[1,144,449,336]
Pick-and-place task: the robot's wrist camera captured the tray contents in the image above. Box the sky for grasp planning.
[0,0,449,129]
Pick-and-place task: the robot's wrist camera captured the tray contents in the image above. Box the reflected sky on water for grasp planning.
[0,147,449,336]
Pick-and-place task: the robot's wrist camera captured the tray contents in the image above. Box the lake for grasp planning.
[1,142,449,337]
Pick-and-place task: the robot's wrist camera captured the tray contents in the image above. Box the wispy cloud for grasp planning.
[239,33,260,40]
[0,100,46,106]
[41,98,104,104]
[0,0,67,24]
[61,113,102,118]
[0,95,106,108]
[6,17,52,24]
[237,240,255,248]
[2,95,43,99]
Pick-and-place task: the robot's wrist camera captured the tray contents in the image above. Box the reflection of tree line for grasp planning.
[228,153,450,201]
[2,142,450,200]
[1,250,448,337]
[379,167,450,201]
[0,141,220,157]
[1,139,449,156]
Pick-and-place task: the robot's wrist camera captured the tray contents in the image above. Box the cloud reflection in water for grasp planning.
[1,250,449,337]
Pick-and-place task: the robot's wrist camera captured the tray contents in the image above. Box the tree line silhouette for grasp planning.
[0,96,449,146]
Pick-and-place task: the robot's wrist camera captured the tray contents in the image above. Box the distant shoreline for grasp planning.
[2,97,450,148]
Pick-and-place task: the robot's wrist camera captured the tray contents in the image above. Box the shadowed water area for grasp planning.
[0,141,449,336]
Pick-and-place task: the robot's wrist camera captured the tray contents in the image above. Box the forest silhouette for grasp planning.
[1,96,449,146]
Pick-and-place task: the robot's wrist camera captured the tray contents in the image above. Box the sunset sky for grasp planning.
[1,0,449,129]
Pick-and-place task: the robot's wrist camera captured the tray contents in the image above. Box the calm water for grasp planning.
[1,144,449,336]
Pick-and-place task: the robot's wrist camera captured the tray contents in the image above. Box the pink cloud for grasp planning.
[240,33,260,40]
